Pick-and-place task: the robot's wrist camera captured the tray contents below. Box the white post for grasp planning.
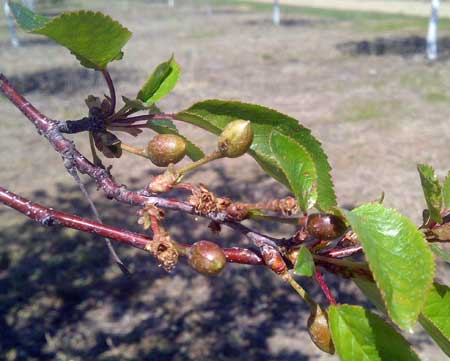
[168,0,175,8]
[273,0,280,26]
[426,0,440,61]
[4,0,20,48]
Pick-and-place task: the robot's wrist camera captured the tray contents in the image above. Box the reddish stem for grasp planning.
[324,245,363,258]
[150,215,161,235]
[315,269,337,305]
[102,69,116,116]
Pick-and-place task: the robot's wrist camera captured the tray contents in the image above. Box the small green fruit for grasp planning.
[306,213,346,240]
[218,119,253,158]
[147,134,187,167]
[307,305,335,354]
[188,240,227,276]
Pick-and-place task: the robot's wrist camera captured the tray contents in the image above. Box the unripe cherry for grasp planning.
[306,213,346,240]
[218,119,253,158]
[146,134,187,167]
[187,240,227,276]
[307,305,335,354]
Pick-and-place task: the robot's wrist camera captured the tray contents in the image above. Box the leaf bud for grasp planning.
[187,240,227,276]
[306,213,347,240]
[307,305,335,354]
[147,134,187,167]
[218,119,253,158]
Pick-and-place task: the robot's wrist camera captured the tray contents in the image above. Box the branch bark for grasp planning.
[0,186,264,265]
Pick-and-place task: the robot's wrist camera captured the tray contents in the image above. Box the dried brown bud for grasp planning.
[145,232,179,272]
[261,245,287,275]
[147,134,187,167]
[188,241,227,276]
[307,305,335,354]
[307,213,347,241]
[218,119,253,158]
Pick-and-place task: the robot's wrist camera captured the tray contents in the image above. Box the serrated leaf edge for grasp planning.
[344,203,435,331]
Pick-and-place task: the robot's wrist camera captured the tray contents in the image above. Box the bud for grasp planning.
[218,119,253,158]
[307,305,335,354]
[306,213,347,240]
[146,134,187,167]
[188,240,226,276]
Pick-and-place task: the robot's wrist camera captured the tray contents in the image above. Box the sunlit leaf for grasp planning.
[344,203,434,331]
[176,100,336,211]
[294,246,315,277]
[138,55,181,105]
[418,164,443,223]
[11,3,131,70]
[329,305,420,361]
[269,131,317,211]
[356,279,450,358]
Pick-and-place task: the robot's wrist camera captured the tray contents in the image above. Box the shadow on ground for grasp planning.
[337,35,450,59]
[0,166,368,361]
[6,66,138,96]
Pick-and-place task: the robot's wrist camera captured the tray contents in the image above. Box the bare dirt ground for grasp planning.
[0,1,449,360]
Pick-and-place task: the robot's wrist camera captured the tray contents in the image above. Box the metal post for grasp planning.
[426,0,440,61]
[273,0,280,26]
[4,0,20,48]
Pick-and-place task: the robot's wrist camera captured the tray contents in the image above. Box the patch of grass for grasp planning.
[211,0,449,33]
[189,29,221,39]
[344,100,384,123]
[338,99,402,123]
[424,91,450,103]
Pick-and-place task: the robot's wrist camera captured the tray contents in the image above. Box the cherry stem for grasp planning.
[177,150,223,176]
[120,143,148,159]
[101,69,116,116]
[282,272,316,309]
[315,269,337,305]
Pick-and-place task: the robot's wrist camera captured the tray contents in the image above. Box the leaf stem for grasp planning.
[101,69,116,116]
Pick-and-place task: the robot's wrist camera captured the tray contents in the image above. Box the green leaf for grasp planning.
[344,203,434,331]
[269,131,317,211]
[176,100,336,211]
[419,283,450,357]
[356,279,450,358]
[418,164,443,223]
[10,3,131,70]
[138,56,181,105]
[430,244,450,264]
[329,305,420,361]
[148,119,204,161]
[9,2,49,30]
[443,172,450,210]
[294,246,315,277]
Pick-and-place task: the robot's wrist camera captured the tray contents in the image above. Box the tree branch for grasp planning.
[0,186,265,266]
[0,73,284,252]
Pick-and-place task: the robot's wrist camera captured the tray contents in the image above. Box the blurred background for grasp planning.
[1,0,450,360]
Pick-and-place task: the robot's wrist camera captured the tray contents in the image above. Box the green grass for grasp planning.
[338,99,403,123]
[210,0,450,33]
[425,91,450,103]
